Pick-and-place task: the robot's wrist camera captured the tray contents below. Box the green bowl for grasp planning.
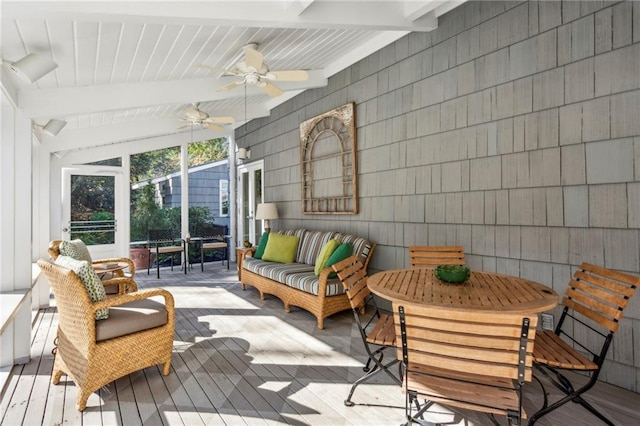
[434,265,470,284]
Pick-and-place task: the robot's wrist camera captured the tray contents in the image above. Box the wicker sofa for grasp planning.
[237,229,376,329]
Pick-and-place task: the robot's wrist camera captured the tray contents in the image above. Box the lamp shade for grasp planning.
[9,53,58,83]
[42,119,67,136]
[255,203,278,220]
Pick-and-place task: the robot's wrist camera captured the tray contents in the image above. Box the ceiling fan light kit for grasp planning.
[212,43,309,97]
[179,103,235,132]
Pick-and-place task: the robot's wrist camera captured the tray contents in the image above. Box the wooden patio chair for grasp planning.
[148,229,186,278]
[408,245,465,269]
[529,263,639,425]
[395,302,537,426]
[199,225,229,270]
[48,239,137,294]
[331,255,401,407]
[38,259,175,411]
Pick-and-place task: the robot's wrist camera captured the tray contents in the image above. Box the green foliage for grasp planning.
[130,138,227,184]
[130,184,164,241]
[188,138,228,166]
[70,175,114,220]
[130,184,215,241]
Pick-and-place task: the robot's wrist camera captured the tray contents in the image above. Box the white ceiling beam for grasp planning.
[42,102,270,154]
[284,0,315,16]
[57,127,220,166]
[17,71,327,118]
[3,1,442,32]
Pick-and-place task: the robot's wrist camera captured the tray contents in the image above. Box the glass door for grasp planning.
[62,165,126,259]
[237,160,263,247]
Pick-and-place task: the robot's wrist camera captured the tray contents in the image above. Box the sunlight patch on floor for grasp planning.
[257,380,292,392]
[195,314,362,366]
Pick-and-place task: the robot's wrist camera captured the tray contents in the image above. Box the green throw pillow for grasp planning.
[254,232,269,259]
[262,233,299,264]
[59,239,93,262]
[326,242,354,278]
[55,255,108,320]
[314,239,340,276]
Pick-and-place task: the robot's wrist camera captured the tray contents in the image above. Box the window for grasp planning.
[220,179,229,217]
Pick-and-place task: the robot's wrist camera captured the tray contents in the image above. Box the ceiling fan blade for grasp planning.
[208,116,235,124]
[217,81,243,92]
[244,46,264,71]
[205,123,224,132]
[260,81,284,97]
[265,70,309,81]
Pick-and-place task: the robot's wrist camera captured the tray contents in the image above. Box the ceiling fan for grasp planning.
[202,43,309,97]
[178,103,235,131]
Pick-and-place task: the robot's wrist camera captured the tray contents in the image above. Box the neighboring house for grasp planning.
[131,159,230,231]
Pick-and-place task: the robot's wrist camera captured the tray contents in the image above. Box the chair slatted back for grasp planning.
[395,303,537,382]
[332,255,370,310]
[409,245,465,268]
[563,263,639,334]
[201,225,227,240]
[148,229,177,243]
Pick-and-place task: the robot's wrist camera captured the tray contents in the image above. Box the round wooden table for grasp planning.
[368,268,559,314]
[93,261,129,279]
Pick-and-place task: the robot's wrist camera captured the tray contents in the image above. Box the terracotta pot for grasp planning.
[129,248,155,269]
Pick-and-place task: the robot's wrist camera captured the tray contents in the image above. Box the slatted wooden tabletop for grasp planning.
[369,268,559,314]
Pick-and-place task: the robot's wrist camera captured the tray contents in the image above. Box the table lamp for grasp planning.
[255,203,278,232]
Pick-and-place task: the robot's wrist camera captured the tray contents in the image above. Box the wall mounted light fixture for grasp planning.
[3,53,58,83]
[237,147,251,160]
[34,119,67,137]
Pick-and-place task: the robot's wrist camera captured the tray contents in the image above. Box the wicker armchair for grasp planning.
[48,240,137,294]
[38,259,175,411]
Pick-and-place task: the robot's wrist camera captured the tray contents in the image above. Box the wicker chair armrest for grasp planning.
[316,267,332,300]
[93,288,175,312]
[101,277,138,294]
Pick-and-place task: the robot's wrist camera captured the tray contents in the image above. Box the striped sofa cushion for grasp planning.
[295,230,335,265]
[258,262,315,283]
[332,233,373,265]
[284,271,345,296]
[242,257,274,275]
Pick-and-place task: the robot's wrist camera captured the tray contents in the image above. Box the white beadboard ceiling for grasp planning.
[1,0,465,157]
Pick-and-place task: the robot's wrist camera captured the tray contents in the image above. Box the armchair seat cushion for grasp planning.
[95,298,168,341]
[202,242,227,250]
[157,245,183,254]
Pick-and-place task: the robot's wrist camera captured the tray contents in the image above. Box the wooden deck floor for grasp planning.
[2,264,639,425]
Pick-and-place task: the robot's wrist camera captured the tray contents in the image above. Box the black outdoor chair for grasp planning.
[199,225,229,270]
[396,303,537,426]
[148,229,186,279]
[331,255,401,407]
[529,263,639,425]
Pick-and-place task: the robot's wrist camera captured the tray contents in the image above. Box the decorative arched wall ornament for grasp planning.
[300,102,358,214]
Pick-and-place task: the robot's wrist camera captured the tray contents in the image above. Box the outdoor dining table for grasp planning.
[368,268,559,314]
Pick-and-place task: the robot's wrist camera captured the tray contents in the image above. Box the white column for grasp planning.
[0,95,33,367]
[228,135,237,259]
